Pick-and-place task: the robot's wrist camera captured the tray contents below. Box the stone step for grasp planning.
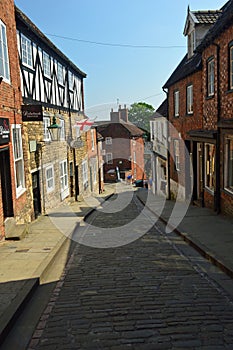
[4,217,28,240]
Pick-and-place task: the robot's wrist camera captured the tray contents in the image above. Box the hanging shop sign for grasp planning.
[0,118,10,145]
[22,104,43,122]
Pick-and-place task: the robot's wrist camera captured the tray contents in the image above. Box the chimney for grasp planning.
[110,109,120,123]
[119,105,128,123]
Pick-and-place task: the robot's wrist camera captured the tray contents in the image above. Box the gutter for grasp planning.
[213,43,221,214]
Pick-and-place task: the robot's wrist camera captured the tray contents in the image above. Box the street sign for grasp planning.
[22,104,43,122]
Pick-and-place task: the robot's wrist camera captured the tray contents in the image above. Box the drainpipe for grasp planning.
[213,43,221,214]
[163,87,171,200]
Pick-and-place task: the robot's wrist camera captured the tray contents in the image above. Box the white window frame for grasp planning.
[43,51,51,78]
[60,160,69,200]
[0,20,10,81]
[43,116,51,141]
[12,125,26,197]
[45,165,54,193]
[57,62,63,85]
[82,160,88,189]
[68,71,73,90]
[21,33,33,68]
[173,139,180,171]
[105,137,112,145]
[106,153,113,164]
[59,119,65,140]
[187,84,193,114]
[207,58,215,97]
[174,90,179,117]
[224,137,233,193]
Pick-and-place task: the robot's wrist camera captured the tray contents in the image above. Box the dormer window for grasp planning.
[188,30,196,58]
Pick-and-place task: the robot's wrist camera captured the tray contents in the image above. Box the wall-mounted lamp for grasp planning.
[0,76,3,84]
[48,116,62,141]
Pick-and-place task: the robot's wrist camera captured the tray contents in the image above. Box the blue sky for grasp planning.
[14,0,227,119]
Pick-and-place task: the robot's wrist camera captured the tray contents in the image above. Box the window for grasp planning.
[188,30,196,58]
[12,125,25,197]
[187,84,193,114]
[59,119,65,140]
[43,117,51,141]
[229,43,233,90]
[46,165,54,193]
[92,161,97,184]
[60,160,68,195]
[43,51,51,77]
[82,160,88,189]
[133,151,136,163]
[57,62,63,85]
[106,153,113,164]
[105,137,112,145]
[205,143,215,192]
[173,139,180,171]
[91,129,95,150]
[207,58,214,97]
[68,71,73,90]
[0,20,10,81]
[174,90,179,117]
[225,138,233,192]
[21,34,33,68]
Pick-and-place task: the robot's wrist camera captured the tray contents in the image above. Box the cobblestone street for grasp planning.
[29,192,233,349]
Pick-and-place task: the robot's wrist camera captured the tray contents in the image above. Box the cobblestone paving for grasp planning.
[29,193,233,349]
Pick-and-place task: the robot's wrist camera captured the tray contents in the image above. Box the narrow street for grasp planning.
[14,188,232,350]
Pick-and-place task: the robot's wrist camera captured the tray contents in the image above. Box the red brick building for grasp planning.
[197,0,233,215]
[96,106,145,183]
[162,0,233,217]
[163,7,221,204]
[0,0,33,239]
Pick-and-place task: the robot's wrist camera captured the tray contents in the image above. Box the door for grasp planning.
[32,171,41,219]
[0,148,14,217]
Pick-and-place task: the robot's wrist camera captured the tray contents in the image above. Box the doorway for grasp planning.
[32,171,41,219]
[0,147,14,218]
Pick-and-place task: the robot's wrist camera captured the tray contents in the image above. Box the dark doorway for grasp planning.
[0,147,14,217]
[32,171,41,219]
[75,165,79,201]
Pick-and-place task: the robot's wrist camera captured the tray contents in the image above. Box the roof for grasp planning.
[191,10,222,24]
[15,6,87,78]
[151,99,168,119]
[197,0,233,52]
[163,52,202,88]
[96,120,144,137]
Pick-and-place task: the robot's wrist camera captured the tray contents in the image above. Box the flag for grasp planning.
[76,118,94,132]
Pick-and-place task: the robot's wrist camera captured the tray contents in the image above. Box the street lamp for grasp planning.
[48,116,62,141]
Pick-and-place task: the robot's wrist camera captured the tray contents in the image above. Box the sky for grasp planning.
[14,0,227,120]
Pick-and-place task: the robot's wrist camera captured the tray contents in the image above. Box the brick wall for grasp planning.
[168,70,203,198]
[0,0,33,237]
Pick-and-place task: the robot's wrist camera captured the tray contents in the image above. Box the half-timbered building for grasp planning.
[15,6,88,215]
